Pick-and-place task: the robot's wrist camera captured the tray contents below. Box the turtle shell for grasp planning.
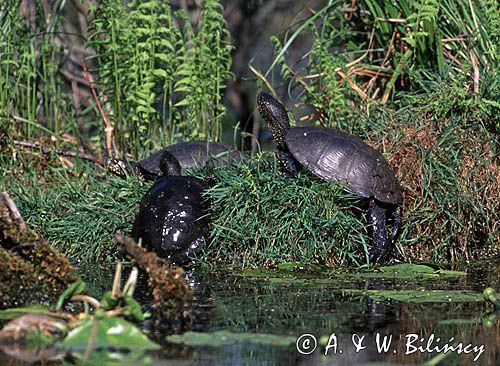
[138,141,242,177]
[285,126,402,205]
[132,175,209,262]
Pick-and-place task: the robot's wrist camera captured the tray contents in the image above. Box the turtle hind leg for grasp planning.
[367,200,392,264]
[168,237,206,266]
[389,206,402,243]
[388,206,405,261]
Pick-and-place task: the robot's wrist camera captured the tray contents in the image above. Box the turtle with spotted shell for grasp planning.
[257,92,402,263]
[107,140,242,181]
[131,150,213,265]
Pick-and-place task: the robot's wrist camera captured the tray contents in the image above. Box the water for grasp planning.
[0,261,498,365]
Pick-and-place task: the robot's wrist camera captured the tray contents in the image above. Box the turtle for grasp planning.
[131,150,211,265]
[257,92,402,263]
[107,140,242,181]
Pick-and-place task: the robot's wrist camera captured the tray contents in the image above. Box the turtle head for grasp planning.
[257,92,290,145]
[159,151,182,176]
[106,157,129,177]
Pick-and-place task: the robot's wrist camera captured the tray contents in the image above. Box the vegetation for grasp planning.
[1,2,498,364]
[0,191,78,308]
[192,153,370,268]
[0,154,146,263]
[1,0,232,159]
[0,0,70,143]
[271,0,499,118]
[0,268,160,364]
[0,0,498,268]
[88,0,232,155]
[265,0,499,262]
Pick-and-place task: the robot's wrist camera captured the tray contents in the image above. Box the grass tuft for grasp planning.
[192,152,370,269]
[1,150,147,263]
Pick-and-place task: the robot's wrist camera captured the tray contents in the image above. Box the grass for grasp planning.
[193,152,370,269]
[0,0,498,270]
[1,86,498,269]
[0,149,147,263]
[0,147,370,268]
[364,86,499,262]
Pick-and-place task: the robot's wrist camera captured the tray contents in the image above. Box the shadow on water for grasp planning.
[0,260,498,365]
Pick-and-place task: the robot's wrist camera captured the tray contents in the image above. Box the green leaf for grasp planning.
[153,69,167,78]
[379,263,436,274]
[175,76,193,86]
[137,105,156,113]
[60,317,159,351]
[174,99,191,107]
[0,305,51,320]
[122,296,145,322]
[342,289,484,303]
[99,291,118,311]
[166,331,295,347]
[61,349,156,365]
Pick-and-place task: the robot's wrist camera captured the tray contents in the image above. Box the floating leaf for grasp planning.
[483,287,500,309]
[63,349,156,365]
[166,330,295,347]
[352,264,467,279]
[342,289,484,303]
[379,263,436,273]
[61,317,159,351]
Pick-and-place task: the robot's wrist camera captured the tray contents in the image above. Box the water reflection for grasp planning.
[0,262,498,365]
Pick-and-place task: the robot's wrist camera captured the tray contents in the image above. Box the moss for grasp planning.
[0,193,78,309]
[114,234,192,322]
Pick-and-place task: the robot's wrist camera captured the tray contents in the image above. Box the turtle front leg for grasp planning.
[367,200,392,263]
[277,147,299,178]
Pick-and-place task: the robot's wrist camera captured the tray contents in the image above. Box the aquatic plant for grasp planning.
[87,0,232,155]
[0,0,69,143]
[0,265,160,363]
[268,0,498,122]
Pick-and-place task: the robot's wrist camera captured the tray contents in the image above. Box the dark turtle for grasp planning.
[131,151,211,265]
[257,92,402,263]
[107,140,242,181]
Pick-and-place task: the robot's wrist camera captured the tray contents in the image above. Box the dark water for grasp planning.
[0,261,498,365]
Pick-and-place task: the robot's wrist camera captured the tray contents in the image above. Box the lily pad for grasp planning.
[60,317,159,351]
[276,262,327,274]
[237,263,466,282]
[379,263,436,273]
[166,330,295,347]
[351,263,466,279]
[341,289,484,303]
